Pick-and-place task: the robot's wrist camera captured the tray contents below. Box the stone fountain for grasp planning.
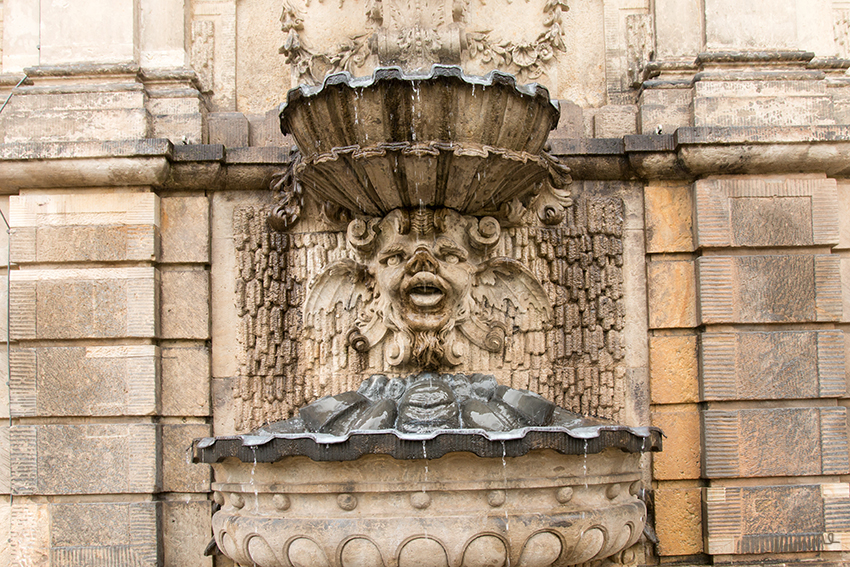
[194,65,661,567]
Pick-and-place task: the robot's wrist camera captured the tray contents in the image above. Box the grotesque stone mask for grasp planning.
[305,208,552,370]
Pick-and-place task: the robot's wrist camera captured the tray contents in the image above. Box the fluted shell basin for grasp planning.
[195,427,660,567]
[279,65,561,216]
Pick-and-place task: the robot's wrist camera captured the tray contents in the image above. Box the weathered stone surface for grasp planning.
[10,345,158,417]
[651,406,701,480]
[10,192,160,263]
[649,334,699,404]
[10,268,159,340]
[838,180,850,250]
[654,485,703,556]
[593,105,638,138]
[647,259,697,329]
[0,495,9,566]
[160,268,210,339]
[163,500,213,567]
[10,424,158,494]
[654,0,702,57]
[9,498,50,567]
[49,502,160,566]
[162,346,210,416]
[160,195,210,264]
[638,89,692,135]
[644,183,694,253]
[162,424,211,493]
[706,483,850,554]
[209,112,249,147]
[701,331,845,400]
[0,424,9,493]
[694,177,838,248]
[697,255,842,324]
[0,346,8,420]
[703,407,848,478]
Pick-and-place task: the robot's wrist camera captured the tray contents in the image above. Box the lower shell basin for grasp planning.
[211,448,646,567]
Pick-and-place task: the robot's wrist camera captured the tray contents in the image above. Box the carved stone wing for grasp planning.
[472,257,554,323]
[303,259,374,323]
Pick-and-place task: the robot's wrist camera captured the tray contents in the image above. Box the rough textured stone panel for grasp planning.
[698,255,841,324]
[649,334,699,404]
[0,496,9,566]
[160,268,210,339]
[161,346,210,416]
[647,260,697,329]
[10,499,50,567]
[593,105,637,137]
[11,424,158,495]
[208,112,249,147]
[11,268,158,339]
[161,424,211,493]
[638,88,692,135]
[163,500,213,567]
[644,183,694,253]
[654,485,703,556]
[706,484,850,554]
[160,196,210,264]
[695,177,838,248]
[0,424,9,493]
[651,406,701,480]
[703,407,848,478]
[49,502,160,566]
[701,331,846,400]
[11,345,158,417]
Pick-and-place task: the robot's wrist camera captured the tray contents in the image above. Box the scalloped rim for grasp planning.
[279,64,561,135]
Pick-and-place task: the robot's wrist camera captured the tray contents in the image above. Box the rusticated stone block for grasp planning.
[162,346,210,416]
[706,483,850,554]
[703,407,848,478]
[208,112,250,147]
[10,268,159,340]
[649,334,699,404]
[10,424,158,495]
[697,255,842,324]
[10,193,159,263]
[701,331,845,400]
[9,499,49,567]
[0,496,9,566]
[160,268,210,339]
[163,500,213,567]
[694,177,838,248]
[647,259,697,329]
[160,196,210,263]
[638,88,693,135]
[644,183,694,253]
[162,424,211,493]
[593,105,637,137]
[651,406,701,480]
[50,502,159,566]
[838,180,850,250]
[0,424,9,493]
[654,485,703,556]
[10,345,158,417]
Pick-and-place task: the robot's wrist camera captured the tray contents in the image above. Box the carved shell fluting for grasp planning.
[295,141,551,216]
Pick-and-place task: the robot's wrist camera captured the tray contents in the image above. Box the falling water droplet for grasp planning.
[582,439,588,489]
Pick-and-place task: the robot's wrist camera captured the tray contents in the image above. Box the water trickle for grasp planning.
[500,441,510,533]
[250,446,259,514]
[582,439,588,489]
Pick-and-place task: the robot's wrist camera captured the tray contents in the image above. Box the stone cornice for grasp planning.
[3,126,850,192]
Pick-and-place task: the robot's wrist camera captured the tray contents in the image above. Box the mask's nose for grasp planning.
[405,247,438,275]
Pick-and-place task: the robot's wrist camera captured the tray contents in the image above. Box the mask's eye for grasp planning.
[444,254,459,264]
[385,254,402,266]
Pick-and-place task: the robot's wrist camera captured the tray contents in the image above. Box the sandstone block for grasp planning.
[162,423,211,493]
[550,100,583,139]
[839,180,850,250]
[10,267,159,340]
[654,0,702,56]
[0,346,8,419]
[10,423,159,494]
[593,105,637,138]
[701,331,845,400]
[703,407,848,478]
[654,485,703,556]
[209,112,250,147]
[638,88,692,135]
[651,406,701,480]
[162,346,211,416]
[694,177,838,248]
[10,345,158,417]
[160,195,210,263]
[644,183,694,253]
[49,501,159,566]
[249,107,290,147]
[647,259,697,329]
[10,192,159,263]
[160,268,210,339]
[0,496,9,566]
[0,424,9,493]
[694,93,833,128]
[705,483,850,554]
[9,499,49,567]
[163,500,213,567]
[649,334,699,404]
[697,255,842,324]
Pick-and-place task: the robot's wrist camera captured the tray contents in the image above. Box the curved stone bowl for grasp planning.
[278,65,562,216]
[195,428,661,567]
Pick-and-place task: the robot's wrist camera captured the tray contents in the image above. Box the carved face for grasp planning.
[371,212,477,333]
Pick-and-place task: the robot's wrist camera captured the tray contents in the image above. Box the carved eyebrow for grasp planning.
[378,244,407,261]
[435,239,468,260]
